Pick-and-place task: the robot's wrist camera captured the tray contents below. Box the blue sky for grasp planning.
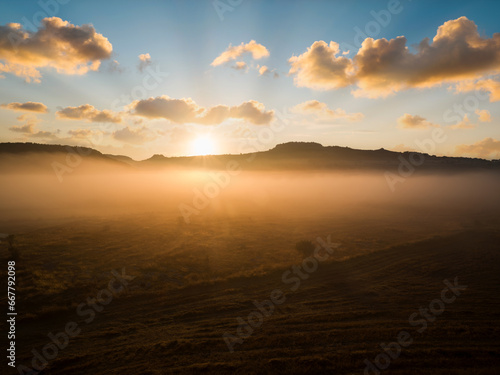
[1,0,500,159]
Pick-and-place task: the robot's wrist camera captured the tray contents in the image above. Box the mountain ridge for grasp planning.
[1,141,499,171]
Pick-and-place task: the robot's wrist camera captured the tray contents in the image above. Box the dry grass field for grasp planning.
[2,200,500,374]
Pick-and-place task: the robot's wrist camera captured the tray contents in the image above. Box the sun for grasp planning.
[191,135,216,156]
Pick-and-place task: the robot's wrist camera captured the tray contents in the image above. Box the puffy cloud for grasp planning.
[455,137,500,159]
[475,109,491,122]
[138,53,151,62]
[1,101,48,113]
[454,78,500,102]
[0,62,41,82]
[130,96,274,125]
[291,100,363,121]
[9,114,56,139]
[0,17,113,82]
[191,105,228,125]
[259,65,269,75]
[113,126,155,144]
[28,130,56,139]
[232,61,247,71]
[289,17,500,98]
[68,129,94,139]
[289,41,354,90]
[56,104,122,123]
[107,59,123,73]
[9,122,36,134]
[138,53,152,72]
[211,40,269,66]
[449,109,493,129]
[9,114,39,134]
[448,114,476,129]
[258,64,279,78]
[229,101,274,125]
[131,96,203,123]
[397,114,439,129]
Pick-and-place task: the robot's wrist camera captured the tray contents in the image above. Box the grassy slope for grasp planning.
[8,228,500,374]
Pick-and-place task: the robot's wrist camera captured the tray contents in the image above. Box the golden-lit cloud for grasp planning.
[138,53,151,62]
[138,53,152,72]
[229,101,275,125]
[289,41,354,90]
[113,126,156,144]
[0,60,42,82]
[257,64,279,78]
[232,61,247,70]
[397,114,439,129]
[1,101,48,113]
[289,17,500,98]
[448,114,476,130]
[454,78,500,102]
[56,104,122,123]
[211,40,269,66]
[130,96,203,123]
[291,100,363,121]
[8,114,56,139]
[9,121,36,134]
[130,96,274,125]
[476,109,492,122]
[67,129,95,139]
[455,137,500,159]
[0,17,113,83]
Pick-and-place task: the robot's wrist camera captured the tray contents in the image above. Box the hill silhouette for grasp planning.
[1,141,499,172]
[0,142,131,172]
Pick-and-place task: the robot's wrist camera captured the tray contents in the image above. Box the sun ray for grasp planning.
[191,135,215,156]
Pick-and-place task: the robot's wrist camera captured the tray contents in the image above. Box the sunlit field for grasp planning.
[1,157,500,374]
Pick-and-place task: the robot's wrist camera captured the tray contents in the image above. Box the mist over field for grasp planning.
[2,155,500,374]
[2,157,500,227]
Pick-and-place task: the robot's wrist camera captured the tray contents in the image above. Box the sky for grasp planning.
[0,0,500,160]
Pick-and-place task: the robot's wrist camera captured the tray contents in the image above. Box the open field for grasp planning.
[2,182,500,374]
[3,224,500,374]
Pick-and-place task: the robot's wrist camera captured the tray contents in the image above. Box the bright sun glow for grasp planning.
[191,135,215,156]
